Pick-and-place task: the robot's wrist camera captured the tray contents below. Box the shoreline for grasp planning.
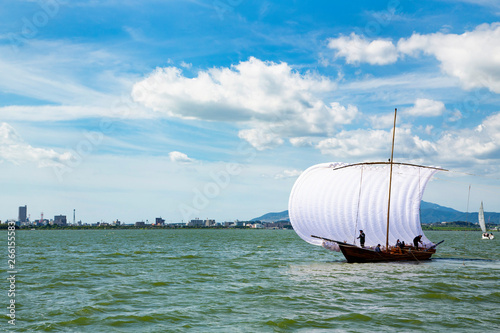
[0,225,491,231]
[0,225,293,230]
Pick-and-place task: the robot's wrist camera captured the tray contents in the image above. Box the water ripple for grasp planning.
[4,229,500,332]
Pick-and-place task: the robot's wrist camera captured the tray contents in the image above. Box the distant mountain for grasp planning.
[253,201,500,224]
[420,201,500,224]
[420,201,464,223]
[420,201,460,213]
[251,210,289,223]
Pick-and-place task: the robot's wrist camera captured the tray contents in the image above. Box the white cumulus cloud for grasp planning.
[435,111,500,166]
[132,57,358,150]
[0,122,73,167]
[317,129,393,159]
[329,24,500,94]
[328,23,500,94]
[327,33,398,65]
[289,137,315,147]
[368,113,397,129]
[404,99,446,117]
[316,128,437,162]
[238,128,284,151]
[315,110,500,171]
[397,23,500,93]
[169,151,195,163]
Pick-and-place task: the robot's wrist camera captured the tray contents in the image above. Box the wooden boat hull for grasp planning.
[337,243,436,263]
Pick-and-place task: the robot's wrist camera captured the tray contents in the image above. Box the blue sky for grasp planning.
[2,0,500,223]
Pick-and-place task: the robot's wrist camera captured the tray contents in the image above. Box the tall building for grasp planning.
[54,215,67,226]
[18,205,27,222]
[187,218,204,227]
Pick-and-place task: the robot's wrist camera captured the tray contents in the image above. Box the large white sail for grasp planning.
[289,162,440,250]
[478,202,486,233]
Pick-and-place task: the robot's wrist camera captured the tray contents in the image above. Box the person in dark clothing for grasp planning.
[357,230,366,248]
[375,244,381,252]
[395,239,403,254]
[413,235,423,250]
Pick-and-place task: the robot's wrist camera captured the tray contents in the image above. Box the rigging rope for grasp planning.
[433,176,500,193]
[353,166,364,245]
[409,248,421,264]
[447,169,500,180]
[418,167,422,219]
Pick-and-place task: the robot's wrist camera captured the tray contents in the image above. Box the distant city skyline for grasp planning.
[5,204,285,227]
[5,199,500,227]
[2,1,500,222]
[5,203,233,225]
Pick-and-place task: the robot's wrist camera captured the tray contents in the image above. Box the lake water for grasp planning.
[2,229,499,332]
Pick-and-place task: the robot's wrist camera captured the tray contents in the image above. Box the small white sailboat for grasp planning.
[479,202,494,240]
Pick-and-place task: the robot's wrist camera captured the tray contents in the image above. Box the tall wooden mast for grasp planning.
[386,108,397,250]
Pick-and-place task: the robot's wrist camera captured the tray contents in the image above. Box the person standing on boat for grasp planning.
[375,244,381,252]
[395,239,403,254]
[357,230,365,248]
[413,235,423,250]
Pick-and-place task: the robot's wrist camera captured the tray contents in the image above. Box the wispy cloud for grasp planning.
[0,122,73,167]
[274,169,302,179]
[0,104,154,122]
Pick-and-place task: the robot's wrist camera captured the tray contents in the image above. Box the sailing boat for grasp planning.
[289,108,446,263]
[479,202,495,240]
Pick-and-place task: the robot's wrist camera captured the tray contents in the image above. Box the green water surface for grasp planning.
[2,229,499,332]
